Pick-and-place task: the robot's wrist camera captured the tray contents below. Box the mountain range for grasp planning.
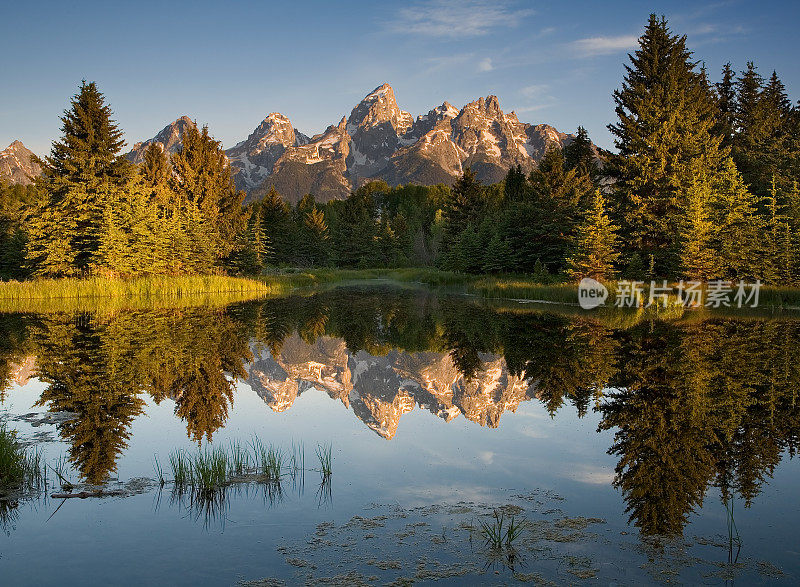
[246,334,535,439]
[4,83,584,204]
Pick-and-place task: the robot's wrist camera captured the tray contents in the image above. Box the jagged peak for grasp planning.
[462,95,502,117]
[5,140,28,151]
[364,82,394,101]
[263,112,292,123]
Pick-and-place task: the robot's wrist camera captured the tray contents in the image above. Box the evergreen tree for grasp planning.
[27,81,130,276]
[170,124,246,265]
[566,190,620,281]
[709,158,763,280]
[503,164,527,203]
[482,232,514,273]
[441,167,485,250]
[141,142,170,187]
[563,126,597,177]
[716,62,737,147]
[258,186,292,264]
[607,15,728,277]
[328,187,378,267]
[679,167,720,280]
[299,202,329,267]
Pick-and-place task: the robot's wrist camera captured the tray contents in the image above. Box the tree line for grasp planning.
[0,14,797,283]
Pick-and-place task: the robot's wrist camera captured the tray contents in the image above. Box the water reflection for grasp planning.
[2,286,799,536]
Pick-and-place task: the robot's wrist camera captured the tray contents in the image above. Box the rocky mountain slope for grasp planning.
[125,116,195,164]
[246,334,536,439]
[243,83,577,204]
[0,141,41,185]
[123,83,584,204]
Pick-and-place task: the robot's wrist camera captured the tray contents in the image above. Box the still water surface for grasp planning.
[0,286,798,585]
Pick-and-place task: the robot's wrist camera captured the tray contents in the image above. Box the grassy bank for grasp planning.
[0,275,279,313]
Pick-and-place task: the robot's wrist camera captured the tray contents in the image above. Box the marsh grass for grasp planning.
[153,456,165,488]
[0,424,44,494]
[192,447,228,493]
[0,275,276,314]
[315,443,332,478]
[228,440,251,477]
[169,450,192,490]
[479,509,527,550]
[49,454,74,491]
[250,437,283,482]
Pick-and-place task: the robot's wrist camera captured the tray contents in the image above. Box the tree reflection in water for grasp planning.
[1,286,799,536]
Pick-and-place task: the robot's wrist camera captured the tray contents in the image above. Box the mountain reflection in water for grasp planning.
[1,286,799,537]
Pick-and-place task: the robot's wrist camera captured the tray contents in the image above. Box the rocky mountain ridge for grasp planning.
[0,141,41,186]
[241,83,579,204]
[4,84,584,204]
[246,334,536,439]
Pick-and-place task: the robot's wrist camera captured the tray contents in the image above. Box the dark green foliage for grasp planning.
[0,182,36,280]
[563,126,597,177]
[26,81,131,276]
[607,15,728,277]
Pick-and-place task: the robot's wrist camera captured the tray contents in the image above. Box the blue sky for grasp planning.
[2,0,798,155]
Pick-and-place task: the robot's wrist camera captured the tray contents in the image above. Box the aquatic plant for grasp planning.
[191,446,228,493]
[169,450,192,489]
[479,509,527,550]
[0,424,44,493]
[153,456,165,487]
[250,437,283,482]
[315,443,332,478]
[289,441,304,486]
[228,440,251,477]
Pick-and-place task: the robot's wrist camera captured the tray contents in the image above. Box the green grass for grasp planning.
[478,509,527,550]
[6,269,800,314]
[250,437,283,482]
[0,424,44,494]
[192,446,228,493]
[227,440,251,477]
[169,449,193,489]
[289,441,305,485]
[0,275,278,313]
[315,443,332,478]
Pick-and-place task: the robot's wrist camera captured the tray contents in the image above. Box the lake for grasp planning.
[1,285,798,585]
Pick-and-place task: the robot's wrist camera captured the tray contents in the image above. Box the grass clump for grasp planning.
[316,443,333,478]
[479,509,527,550]
[0,424,44,494]
[228,440,251,477]
[250,437,283,482]
[169,449,193,489]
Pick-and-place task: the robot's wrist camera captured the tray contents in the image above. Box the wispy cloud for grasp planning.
[477,57,494,72]
[520,84,549,98]
[387,0,533,38]
[571,34,639,57]
[421,52,475,74]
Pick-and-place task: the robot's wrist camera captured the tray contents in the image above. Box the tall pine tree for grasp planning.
[27,81,130,276]
[607,15,728,277]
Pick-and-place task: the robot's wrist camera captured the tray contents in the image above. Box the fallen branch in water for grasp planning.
[50,490,125,499]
